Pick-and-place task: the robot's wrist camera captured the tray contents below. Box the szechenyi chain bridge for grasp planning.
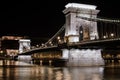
[14,3,120,66]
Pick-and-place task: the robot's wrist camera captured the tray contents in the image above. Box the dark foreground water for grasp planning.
[0,60,120,80]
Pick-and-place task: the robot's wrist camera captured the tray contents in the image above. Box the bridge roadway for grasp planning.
[17,37,120,56]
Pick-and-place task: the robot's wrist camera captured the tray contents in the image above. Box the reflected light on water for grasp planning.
[92,74,101,80]
[0,60,120,80]
[0,64,104,80]
[68,67,104,80]
[55,71,63,80]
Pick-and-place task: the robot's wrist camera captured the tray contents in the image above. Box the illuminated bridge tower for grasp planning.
[19,39,31,53]
[63,3,99,43]
[18,39,32,62]
[62,3,104,66]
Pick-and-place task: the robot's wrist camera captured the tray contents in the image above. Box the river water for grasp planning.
[0,60,120,80]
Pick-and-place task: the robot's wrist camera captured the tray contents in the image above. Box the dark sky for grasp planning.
[1,0,120,42]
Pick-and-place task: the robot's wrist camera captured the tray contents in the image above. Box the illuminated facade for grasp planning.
[1,36,26,58]
[31,50,65,65]
[102,50,120,65]
[63,3,99,43]
[2,36,23,40]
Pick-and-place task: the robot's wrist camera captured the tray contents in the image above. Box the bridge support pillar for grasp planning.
[17,55,32,63]
[62,49,104,66]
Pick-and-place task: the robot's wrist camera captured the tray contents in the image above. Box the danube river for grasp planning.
[0,60,120,80]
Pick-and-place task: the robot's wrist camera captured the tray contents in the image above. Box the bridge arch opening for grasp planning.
[79,26,83,41]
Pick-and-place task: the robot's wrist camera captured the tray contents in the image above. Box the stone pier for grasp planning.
[62,49,104,66]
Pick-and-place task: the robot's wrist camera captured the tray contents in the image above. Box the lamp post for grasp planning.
[110,33,114,38]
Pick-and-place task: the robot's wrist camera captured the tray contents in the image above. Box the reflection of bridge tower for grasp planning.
[63,3,99,43]
[19,39,31,54]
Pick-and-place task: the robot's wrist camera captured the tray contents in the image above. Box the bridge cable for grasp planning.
[44,24,65,46]
[76,16,120,23]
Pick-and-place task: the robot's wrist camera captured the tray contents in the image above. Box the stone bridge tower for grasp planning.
[18,39,32,62]
[19,39,31,54]
[63,3,99,43]
[62,3,104,66]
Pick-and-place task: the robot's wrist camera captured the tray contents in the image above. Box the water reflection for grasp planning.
[0,60,120,80]
[67,67,104,80]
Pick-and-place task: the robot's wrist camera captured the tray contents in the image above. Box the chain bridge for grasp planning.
[15,3,120,66]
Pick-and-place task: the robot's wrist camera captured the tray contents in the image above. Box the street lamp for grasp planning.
[103,35,106,39]
[110,33,114,37]
[57,36,60,40]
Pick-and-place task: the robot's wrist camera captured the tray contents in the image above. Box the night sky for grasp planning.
[1,0,120,44]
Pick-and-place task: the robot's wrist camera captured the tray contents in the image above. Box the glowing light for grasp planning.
[2,36,23,40]
[49,41,52,44]
[103,36,106,39]
[36,45,39,47]
[68,35,79,42]
[65,3,97,10]
[110,33,114,37]
[18,55,32,62]
[62,49,69,59]
[0,51,3,54]
[41,43,44,46]
[80,31,83,33]
[19,39,31,42]
[57,36,60,40]
[51,43,53,46]
[58,40,61,43]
